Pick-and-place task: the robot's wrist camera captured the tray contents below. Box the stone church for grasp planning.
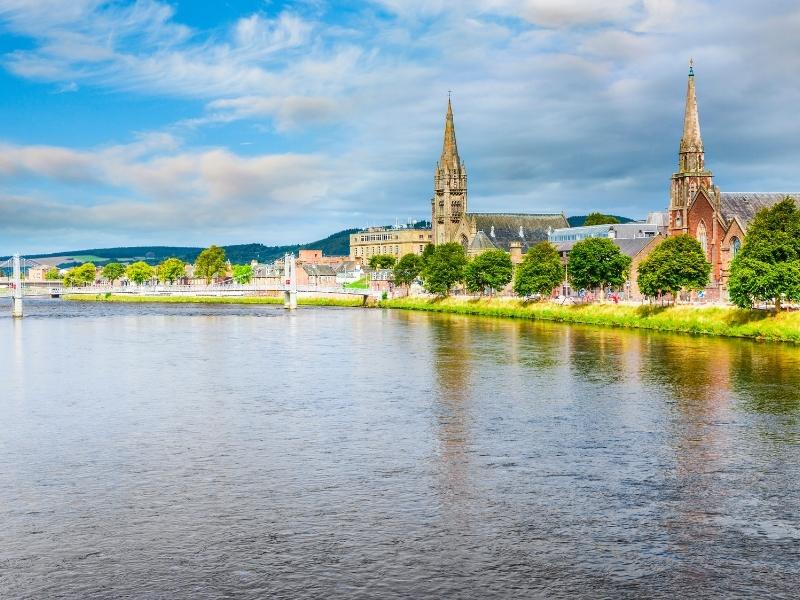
[431,99,568,256]
[667,63,798,295]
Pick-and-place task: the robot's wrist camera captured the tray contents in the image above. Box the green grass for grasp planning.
[343,277,369,289]
[63,294,364,307]
[378,297,800,343]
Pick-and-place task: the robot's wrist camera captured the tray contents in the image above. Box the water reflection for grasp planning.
[3,302,800,598]
[428,315,473,503]
[731,344,800,415]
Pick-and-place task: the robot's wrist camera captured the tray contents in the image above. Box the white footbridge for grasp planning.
[3,253,382,317]
[0,254,55,317]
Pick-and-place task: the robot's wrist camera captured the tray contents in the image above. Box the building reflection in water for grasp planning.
[427,314,474,509]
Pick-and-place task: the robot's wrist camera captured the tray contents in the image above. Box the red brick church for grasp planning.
[667,62,797,298]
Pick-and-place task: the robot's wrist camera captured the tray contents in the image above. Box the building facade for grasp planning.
[549,221,663,244]
[349,227,433,261]
[667,63,798,295]
[430,99,568,255]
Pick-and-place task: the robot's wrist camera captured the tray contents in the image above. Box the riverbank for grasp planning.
[62,294,365,307]
[62,293,800,342]
[378,297,800,342]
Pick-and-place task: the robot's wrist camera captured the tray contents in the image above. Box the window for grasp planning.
[697,221,707,254]
[731,237,741,257]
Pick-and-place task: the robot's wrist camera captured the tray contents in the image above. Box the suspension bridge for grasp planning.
[2,253,382,317]
[0,255,58,317]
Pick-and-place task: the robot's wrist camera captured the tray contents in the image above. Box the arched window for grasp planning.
[731,237,741,257]
[697,221,707,254]
[460,234,469,250]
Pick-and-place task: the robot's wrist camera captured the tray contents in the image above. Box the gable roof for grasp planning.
[469,230,497,252]
[720,193,799,228]
[302,264,336,276]
[470,212,569,251]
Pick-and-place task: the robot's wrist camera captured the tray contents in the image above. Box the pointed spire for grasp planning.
[440,95,461,172]
[680,59,703,153]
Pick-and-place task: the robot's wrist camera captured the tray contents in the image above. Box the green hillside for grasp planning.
[567,215,635,227]
[15,228,359,267]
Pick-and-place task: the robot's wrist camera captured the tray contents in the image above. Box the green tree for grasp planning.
[464,249,513,295]
[44,267,62,281]
[421,243,435,265]
[368,254,396,269]
[422,242,467,296]
[513,242,564,298]
[728,198,800,310]
[101,262,126,284]
[393,253,423,288]
[156,258,186,284]
[126,261,154,285]
[583,212,620,226]
[637,235,710,302]
[63,263,97,287]
[232,263,254,284]
[195,245,228,283]
[568,237,631,297]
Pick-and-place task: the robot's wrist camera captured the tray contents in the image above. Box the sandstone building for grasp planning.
[667,63,798,296]
[349,226,433,261]
[431,99,568,255]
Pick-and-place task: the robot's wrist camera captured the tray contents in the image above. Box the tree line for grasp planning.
[391,235,715,302]
[390,198,800,310]
[61,245,256,287]
[389,238,640,298]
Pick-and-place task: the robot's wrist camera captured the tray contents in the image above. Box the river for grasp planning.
[1,300,799,598]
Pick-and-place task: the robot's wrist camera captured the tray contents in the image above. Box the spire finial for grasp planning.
[688,57,694,76]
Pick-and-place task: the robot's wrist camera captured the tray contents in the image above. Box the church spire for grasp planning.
[439,96,461,172]
[680,59,703,155]
[669,60,715,237]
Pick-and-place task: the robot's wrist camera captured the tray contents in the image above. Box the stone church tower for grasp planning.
[432,98,468,245]
[668,61,719,235]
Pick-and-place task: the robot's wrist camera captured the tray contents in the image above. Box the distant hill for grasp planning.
[9,224,433,267]
[567,215,635,227]
[5,228,358,268]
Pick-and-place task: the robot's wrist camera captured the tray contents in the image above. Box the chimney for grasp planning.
[509,241,523,264]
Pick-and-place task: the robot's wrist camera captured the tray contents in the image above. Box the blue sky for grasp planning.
[1,0,799,254]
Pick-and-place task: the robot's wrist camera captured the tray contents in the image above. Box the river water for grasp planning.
[1,300,799,599]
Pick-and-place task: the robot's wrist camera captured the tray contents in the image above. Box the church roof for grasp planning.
[720,193,800,228]
[470,212,569,251]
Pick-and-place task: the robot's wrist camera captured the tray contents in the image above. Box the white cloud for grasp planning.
[0,138,338,234]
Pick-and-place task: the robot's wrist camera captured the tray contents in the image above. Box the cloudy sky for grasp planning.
[1,0,799,254]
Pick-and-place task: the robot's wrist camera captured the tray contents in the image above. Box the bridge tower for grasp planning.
[283,253,297,310]
[12,254,23,318]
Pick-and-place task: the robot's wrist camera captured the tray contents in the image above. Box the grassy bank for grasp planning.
[378,297,800,343]
[63,294,365,308]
